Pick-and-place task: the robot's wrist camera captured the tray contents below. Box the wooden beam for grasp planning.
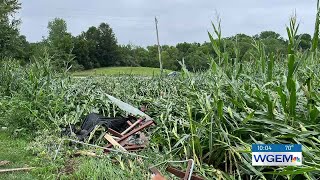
[107,128,123,138]
[0,167,35,173]
[121,118,144,135]
[104,134,127,152]
[124,144,146,151]
[126,120,133,126]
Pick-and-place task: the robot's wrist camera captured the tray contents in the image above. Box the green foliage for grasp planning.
[0,131,37,180]
[0,0,29,61]
[46,18,75,70]
[73,66,172,77]
[2,45,320,178]
[297,33,312,50]
[73,23,120,69]
[286,15,300,121]
[68,157,149,180]
[255,31,283,40]
[312,0,320,52]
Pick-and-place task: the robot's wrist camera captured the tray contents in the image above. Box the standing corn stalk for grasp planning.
[155,17,163,76]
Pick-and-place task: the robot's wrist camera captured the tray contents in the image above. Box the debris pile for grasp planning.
[61,94,155,154]
[59,94,204,179]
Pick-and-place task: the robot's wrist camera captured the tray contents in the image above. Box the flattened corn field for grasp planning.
[1,15,320,180]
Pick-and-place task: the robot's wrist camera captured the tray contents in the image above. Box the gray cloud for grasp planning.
[19,0,317,46]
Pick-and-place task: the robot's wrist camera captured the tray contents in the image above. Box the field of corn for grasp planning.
[1,11,320,180]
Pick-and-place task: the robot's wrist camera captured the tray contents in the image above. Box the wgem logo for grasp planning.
[252,144,302,166]
[254,154,292,163]
[252,152,302,166]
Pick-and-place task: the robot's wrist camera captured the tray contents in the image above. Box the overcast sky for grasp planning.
[19,0,317,46]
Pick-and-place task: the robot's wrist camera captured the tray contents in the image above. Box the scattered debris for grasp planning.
[56,95,204,180]
[103,94,155,153]
[104,134,127,152]
[61,113,135,141]
[104,119,155,153]
[62,94,155,153]
[0,160,10,166]
[0,167,35,173]
[106,94,152,121]
[149,159,204,180]
[55,138,149,160]
[60,94,155,154]
[57,95,162,177]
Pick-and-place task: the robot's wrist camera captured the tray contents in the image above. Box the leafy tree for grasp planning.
[176,42,192,54]
[261,38,286,55]
[118,44,149,67]
[185,49,208,71]
[133,46,149,66]
[46,18,75,70]
[73,34,90,69]
[255,31,282,40]
[161,45,179,70]
[296,33,312,50]
[118,44,136,66]
[0,0,29,61]
[141,45,159,68]
[96,23,119,67]
[252,31,286,56]
[74,23,120,69]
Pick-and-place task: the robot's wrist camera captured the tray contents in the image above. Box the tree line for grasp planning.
[0,0,315,72]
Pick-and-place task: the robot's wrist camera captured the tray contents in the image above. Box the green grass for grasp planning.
[73,66,173,76]
[0,130,36,180]
[0,130,154,180]
[65,157,149,180]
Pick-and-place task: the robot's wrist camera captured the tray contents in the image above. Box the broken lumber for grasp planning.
[0,167,35,173]
[108,128,123,138]
[104,134,127,152]
[126,120,133,126]
[104,120,154,150]
[121,118,144,135]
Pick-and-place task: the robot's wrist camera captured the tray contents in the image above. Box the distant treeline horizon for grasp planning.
[1,1,315,72]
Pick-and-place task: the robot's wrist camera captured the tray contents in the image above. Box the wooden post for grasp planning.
[155,17,163,76]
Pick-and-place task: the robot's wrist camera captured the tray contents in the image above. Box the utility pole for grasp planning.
[155,16,163,76]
